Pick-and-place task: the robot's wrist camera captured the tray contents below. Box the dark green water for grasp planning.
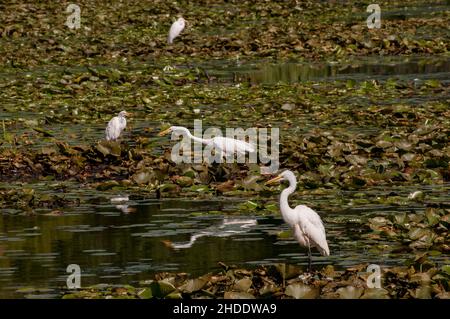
[1,182,449,298]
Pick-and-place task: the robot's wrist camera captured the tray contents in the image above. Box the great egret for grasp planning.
[159,126,256,160]
[105,111,130,141]
[265,170,329,271]
[168,17,186,44]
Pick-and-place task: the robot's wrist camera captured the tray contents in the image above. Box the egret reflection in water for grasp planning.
[164,218,258,249]
[110,195,136,214]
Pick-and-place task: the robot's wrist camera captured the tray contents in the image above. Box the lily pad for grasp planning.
[285,283,319,299]
[336,286,364,299]
[224,291,255,299]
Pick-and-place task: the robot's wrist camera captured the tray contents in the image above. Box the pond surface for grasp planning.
[202,55,450,84]
[0,181,449,298]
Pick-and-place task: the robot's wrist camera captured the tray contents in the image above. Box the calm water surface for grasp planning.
[1,182,449,298]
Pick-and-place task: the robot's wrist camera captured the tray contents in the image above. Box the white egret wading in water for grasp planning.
[265,170,329,271]
[105,111,130,141]
[168,17,186,44]
[159,126,256,159]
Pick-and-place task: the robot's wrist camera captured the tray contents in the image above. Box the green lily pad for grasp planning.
[149,280,176,298]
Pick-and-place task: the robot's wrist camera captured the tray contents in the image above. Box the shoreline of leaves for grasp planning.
[59,258,449,299]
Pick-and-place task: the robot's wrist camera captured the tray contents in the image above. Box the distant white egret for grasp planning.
[408,190,423,200]
[168,17,186,44]
[265,170,329,271]
[110,195,129,203]
[105,111,130,141]
[159,126,256,159]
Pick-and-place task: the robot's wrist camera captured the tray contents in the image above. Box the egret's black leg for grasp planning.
[308,242,312,273]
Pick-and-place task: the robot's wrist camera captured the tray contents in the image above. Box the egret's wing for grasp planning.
[293,223,309,248]
[210,137,225,150]
[119,117,127,131]
[295,205,330,256]
[168,21,184,43]
[234,139,256,154]
[215,137,255,154]
[303,221,329,256]
[105,117,121,140]
[223,138,239,154]
[295,205,325,233]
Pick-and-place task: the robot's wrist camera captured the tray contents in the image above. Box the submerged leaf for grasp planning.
[233,278,252,292]
[149,280,176,298]
[285,283,319,299]
[224,291,255,299]
[360,288,390,299]
[182,274,211,293]
[337,286,364,299]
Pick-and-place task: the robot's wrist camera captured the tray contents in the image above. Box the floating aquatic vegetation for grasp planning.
[0,0,449,299]
[0,1,448,68]
[59,259,450,299]
[366,207,449,253]
[0,186,80,211]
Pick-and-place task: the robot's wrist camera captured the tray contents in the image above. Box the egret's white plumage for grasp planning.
[105,111,130,141]
[168,17,186,44]
[266,170,329,271]
[159,126,255,158]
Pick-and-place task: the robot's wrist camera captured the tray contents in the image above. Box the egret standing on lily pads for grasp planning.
[168,17,186,44]
[265,170,330,272]
[105,111,130,141]
[159,126,255,159]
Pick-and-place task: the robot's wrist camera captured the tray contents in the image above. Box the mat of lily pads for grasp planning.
[1,0,449,299]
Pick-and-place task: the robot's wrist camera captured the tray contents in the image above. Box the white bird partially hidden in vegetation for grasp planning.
[159,126,256,159]
[105,111,130,141]
[167,17,186,44]
[265,170,330,271]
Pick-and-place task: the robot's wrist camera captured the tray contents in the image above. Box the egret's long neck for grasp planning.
[279,177,296,220]
[184,129,211,145]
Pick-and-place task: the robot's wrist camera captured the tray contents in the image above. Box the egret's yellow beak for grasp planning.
[158,127,172,136]
[265,175,283,186]
[125,112,132,117]
[161,240,174,249]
